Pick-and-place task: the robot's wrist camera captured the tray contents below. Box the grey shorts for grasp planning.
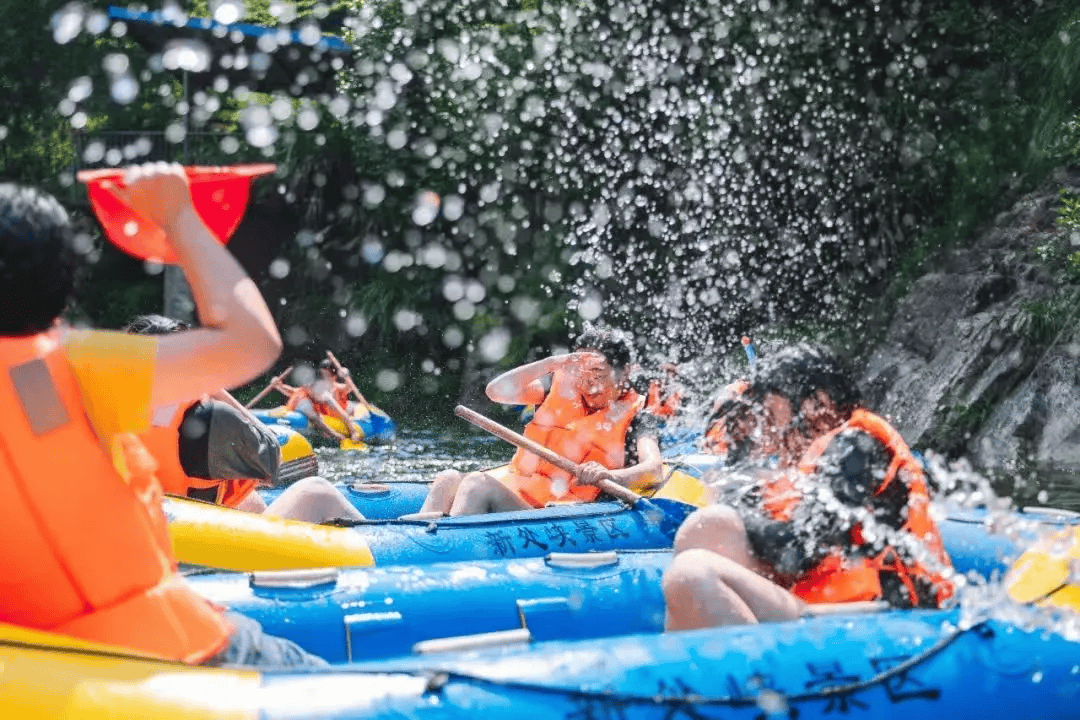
[206,612,327,668]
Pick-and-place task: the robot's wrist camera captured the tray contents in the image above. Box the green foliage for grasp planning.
[1019,297,1079,347]
[7,0,1080,413]
[928,398,998,456]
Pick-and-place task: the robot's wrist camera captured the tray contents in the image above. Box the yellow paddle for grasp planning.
[1006,526,1080,611]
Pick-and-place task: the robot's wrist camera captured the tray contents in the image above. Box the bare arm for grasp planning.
[106,164,282,408]
[308,385,361,442]
[486,353,591,405]
[578,435,663,489]
[210,388,264,428]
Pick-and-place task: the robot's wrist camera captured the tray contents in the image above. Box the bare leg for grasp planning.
[263,476,365,523]
[234,490,267,514]
[662,549,804,631]
[420,470,466,514]
[673,505,758,569]
[449,472,533,516]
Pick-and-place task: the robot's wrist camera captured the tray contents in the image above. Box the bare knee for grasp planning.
[288,476,339,499]
[673,505,747,554]
[663,550,717,604]
[663,549,761,630]
[432,469,463,485]
[455,472,499,501]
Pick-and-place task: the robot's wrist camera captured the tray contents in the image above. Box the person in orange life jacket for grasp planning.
[644,363,686,418]
[662,344,954,631]
[273,359,361,444]
[701,378,755,462]
[0,165,324,667]
[125,315,365,524]
[420,328,663,516]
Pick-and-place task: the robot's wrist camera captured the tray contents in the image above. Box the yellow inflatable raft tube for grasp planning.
[166,496,375,571]
[0,622,259,720]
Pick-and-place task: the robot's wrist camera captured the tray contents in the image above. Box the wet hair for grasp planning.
[574,327,634,371]
[123,314,189,335]
[0,184,77,335]
[749,343,860,410]
[318,358,335,372]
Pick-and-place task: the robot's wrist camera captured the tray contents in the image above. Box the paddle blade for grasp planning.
[340,438,369,451]
[78,164,276,263]
[1006,527,1079,606]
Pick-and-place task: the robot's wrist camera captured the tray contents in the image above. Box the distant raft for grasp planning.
[252,401,397,445]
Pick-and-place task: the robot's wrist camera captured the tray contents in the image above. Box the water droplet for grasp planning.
[297,106,320,131]
[376,369,401,392]
[442,195,464,221]
[212,0,245,25]
[578,293,603,321]
[82,141,105,164]
[298,22,322,46]
[345,313,368,337]
[67,76,92,103]
[442,326,465,349]
[268,258,291,279]
[479,328,511,362]
[52,3,85,45]
[109,75,139,105]
[162,39,211,73]
[412,191,441,226]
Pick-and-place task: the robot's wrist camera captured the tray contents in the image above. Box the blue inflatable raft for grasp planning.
[186,507,1075,663]
[27,609,1079,719]
[253,403,397,444]
[166,493,700,572]
[260,479,431,520]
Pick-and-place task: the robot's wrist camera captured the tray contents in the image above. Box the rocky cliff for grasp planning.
[860,168,1080,503]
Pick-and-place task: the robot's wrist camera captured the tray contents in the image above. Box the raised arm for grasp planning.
[106,164,282,408]
[486,352,592,405]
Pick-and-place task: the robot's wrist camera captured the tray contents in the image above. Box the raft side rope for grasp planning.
[256,621,983,708]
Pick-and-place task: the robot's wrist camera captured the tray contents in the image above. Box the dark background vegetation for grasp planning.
[2,0,1079,424]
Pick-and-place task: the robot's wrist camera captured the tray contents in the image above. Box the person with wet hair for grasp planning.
[126,315,365,524]
[421,327,662,516]
[663,343,954,630]
[0,165,331,666]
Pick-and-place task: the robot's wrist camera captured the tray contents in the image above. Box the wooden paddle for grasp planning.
[245,365,294,409]
[454,405,645,506]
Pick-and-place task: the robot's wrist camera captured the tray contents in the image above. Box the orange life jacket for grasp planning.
[140,403,259,509]
[646,380,682,418]
[0,332,231,662]
[333,383,352,411]
[762,409,954,606]
[703,379,750,455]
[503,368,643,507]
[285,381,350,419]
[285,386,334,416]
